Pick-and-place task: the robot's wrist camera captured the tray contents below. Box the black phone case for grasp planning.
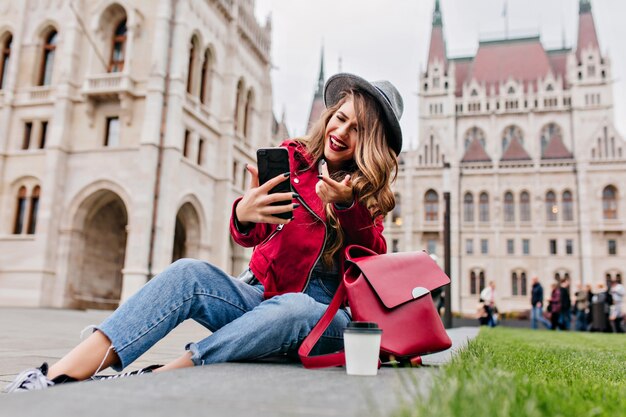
[257,147,292,219]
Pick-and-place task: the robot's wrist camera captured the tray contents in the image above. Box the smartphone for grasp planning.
[257,147,292,219]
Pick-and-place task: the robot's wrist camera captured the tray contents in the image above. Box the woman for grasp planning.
[548,282,562,331]
[5,73,404,392]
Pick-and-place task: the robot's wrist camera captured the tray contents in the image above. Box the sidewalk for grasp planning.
[0,308,478,416]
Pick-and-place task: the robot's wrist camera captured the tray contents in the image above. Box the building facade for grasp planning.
[0,0,277,309]
[388,0,626,314]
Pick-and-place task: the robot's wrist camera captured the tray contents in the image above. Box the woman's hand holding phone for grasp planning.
[235,165,297,227]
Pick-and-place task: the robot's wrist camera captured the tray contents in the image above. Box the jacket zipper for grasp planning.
[257,224,283,249]
[295,195,327,292]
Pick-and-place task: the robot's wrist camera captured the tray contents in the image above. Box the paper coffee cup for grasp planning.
[343,322,382,376]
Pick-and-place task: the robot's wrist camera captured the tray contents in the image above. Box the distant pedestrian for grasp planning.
[573,283,589,331]
[480,281,498,327]
[591,283,612,332]
[530,277,551,329]
[548,283,562,330]
[609,277,624,333]
[559,278,572,330]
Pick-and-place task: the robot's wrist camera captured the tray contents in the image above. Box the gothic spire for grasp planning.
[427,0,447,70]
[314,45,325,99]
[576,0,599,60]
[433,0,442,26]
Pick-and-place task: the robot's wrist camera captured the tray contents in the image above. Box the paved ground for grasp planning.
[0,308,478,416]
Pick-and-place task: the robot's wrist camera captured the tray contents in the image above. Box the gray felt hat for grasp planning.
[324,73,404,155]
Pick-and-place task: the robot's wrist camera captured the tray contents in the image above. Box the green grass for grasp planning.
[395,328,626,417]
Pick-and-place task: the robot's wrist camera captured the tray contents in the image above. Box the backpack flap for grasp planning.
[348,249,450,310]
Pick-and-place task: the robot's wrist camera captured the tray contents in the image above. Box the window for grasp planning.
[470,271,477,295]
[463,192,474,222]
[522,239,530,255]
[39,30,57,86]
[186,37,198,94]
[603,185,617,219]
[22,122,33,150]
[197,138,205,165]
[507,239,514,255]
[108,20,127,73]
[479,271,486,293]
[464,127,486,150]
[427,239,437,255]
[479,192,489,222]
[392,193,402,225]
[39,121,48,149]
[504,191,515,223]
[549,239,557,255]
[27,186,40,234]
[565,239,573,255]
[562,190,574,221]
[104,117,120,147]
[234,79,245,132]
[199,48,213,104]
[512,271,527,296]
[608,240,617,256]
[466,239,474,255]
[546,191,557,222]
[481,239,488,254]
[0,34,11,90]
[183,129,190,158]
[13,186,27,234]
[243,89,254,138]
[540,123,562,155]
[392,239,399,253]
[520,191,531,222]
[502,125,523,152]
[424,190,438,221]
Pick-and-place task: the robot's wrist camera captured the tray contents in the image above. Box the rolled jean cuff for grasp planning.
[185,342,204,366]
[94,325,126,372]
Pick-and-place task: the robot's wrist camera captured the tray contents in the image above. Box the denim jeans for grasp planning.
[97,259,350,370]
[530,305,551,329]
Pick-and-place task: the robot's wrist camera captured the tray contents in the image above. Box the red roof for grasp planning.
[501,137,531,161]
[452,58,472,97]
[427,26,447,70]
[542,134,573,160]
[547,49,570,89]
[461,138,491,163]
[470,38,552,94]
[577,11,600,60]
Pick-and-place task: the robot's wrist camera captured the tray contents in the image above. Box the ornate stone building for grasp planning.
[0,0,276,309]
[388,0,626,314]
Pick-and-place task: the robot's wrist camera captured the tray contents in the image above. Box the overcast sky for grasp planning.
[254,0,626,150]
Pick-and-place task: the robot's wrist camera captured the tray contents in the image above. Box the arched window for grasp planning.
[27,186,40,234]
[504,191,515,223]
[603,185,617,219]
[521,272,527,296]
[463,192,474,223]
[0,34,12,90]
[520,191,531,222]
[540,123,562,154]
[562,190,574,221]
[511,272,518,296]
[424,190,438,221]
[108,19,127,73]
[39,30,57,86]
[470,271,477,295]
[234,78,245,133]
[243,88,254,138]
[464,127,486,150]
[502,125,523,152]
[479,192,489,222]
[199,48,213,104]
[392,193,402,225]
[13,186,27,234]
[546,191,557,222]
[479,271,486,293]
[186,36,199,94]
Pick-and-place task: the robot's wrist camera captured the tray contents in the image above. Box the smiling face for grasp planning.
[323,98,358,173]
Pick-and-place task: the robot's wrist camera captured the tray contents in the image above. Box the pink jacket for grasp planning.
[229,140,387,298]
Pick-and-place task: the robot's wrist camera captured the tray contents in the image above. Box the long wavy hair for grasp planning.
[298,89,398,267]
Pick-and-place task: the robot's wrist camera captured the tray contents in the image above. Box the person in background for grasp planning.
[530,277,551,329]
[559,277,572,330]
[591,283,612,332]
[609,277,624,333]
[573,283,589,331]
[548,282,562,330]
[584,283,594,330]
[480,281,497,327]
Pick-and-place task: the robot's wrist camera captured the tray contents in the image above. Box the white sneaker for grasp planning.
[4,363,54,393]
